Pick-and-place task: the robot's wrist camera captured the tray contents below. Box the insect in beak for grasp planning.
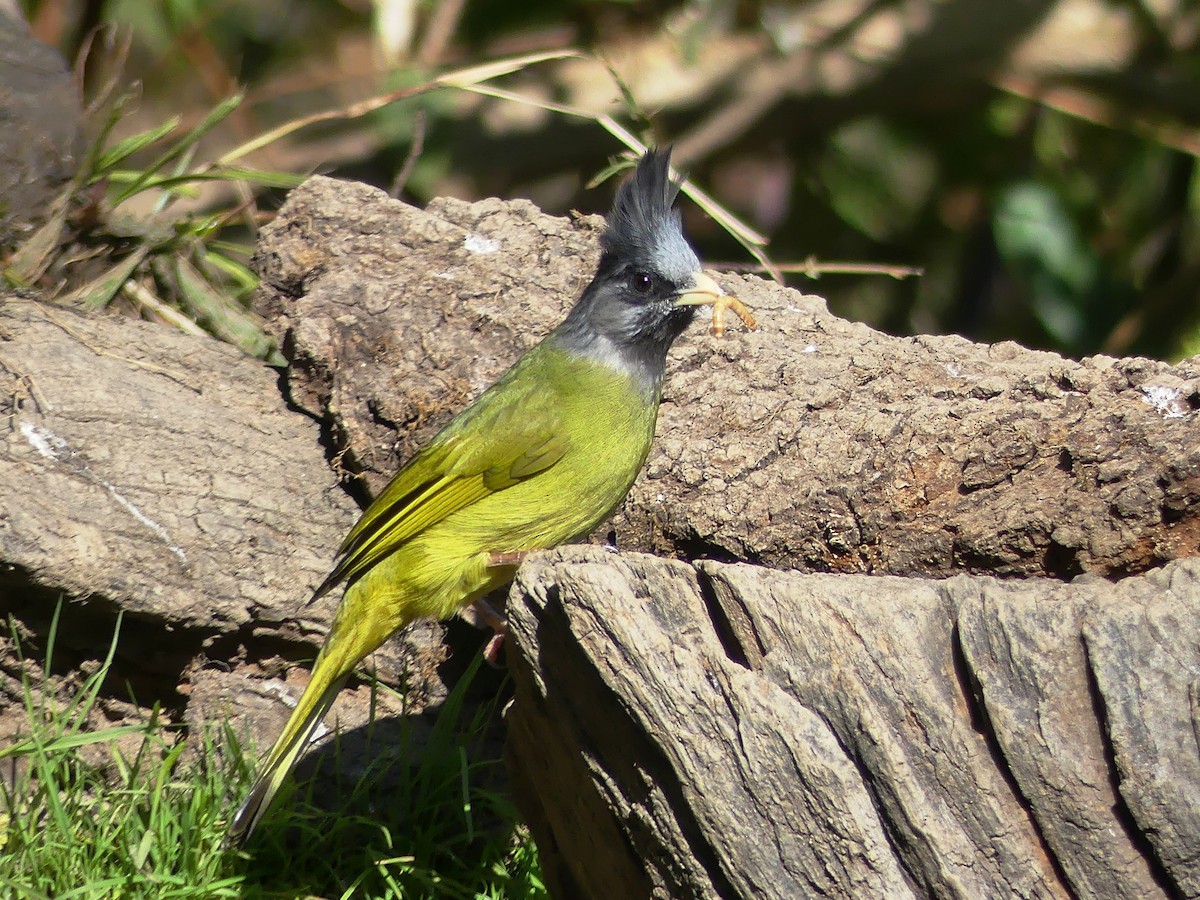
[674,271,758,337]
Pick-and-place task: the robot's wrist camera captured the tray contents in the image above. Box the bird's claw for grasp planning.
[483,626,507,668]
[472,596,509,668]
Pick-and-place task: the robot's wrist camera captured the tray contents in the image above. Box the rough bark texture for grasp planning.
[0,297,350,633]
[257,175,1200,584]
[0,295,448,757]
[506,547,1199,900]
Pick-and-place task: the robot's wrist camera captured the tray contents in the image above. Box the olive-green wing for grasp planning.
[311,378,568,600]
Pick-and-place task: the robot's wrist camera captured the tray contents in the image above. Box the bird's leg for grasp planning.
[476,550,529,666]
[473,597,508,666]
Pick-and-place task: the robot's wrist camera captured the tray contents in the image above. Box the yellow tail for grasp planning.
[227,661,348,847]
[228,597,391,846]
[229,545,457,845]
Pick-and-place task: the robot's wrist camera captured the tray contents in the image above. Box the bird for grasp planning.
[228,147,755,845]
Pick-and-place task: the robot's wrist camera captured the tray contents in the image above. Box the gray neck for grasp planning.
[548,317,667,401]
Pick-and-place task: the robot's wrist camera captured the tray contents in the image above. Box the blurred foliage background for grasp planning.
[15,0,1200,362]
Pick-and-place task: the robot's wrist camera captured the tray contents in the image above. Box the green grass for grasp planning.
[1,608,546,899]
[2,71,292,364]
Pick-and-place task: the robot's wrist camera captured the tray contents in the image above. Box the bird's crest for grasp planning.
[602,148,699,284]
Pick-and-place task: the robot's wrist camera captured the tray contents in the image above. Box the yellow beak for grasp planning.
[673,271,757,337]
[673,271,726,308]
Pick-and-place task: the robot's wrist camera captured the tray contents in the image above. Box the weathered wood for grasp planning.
[2,176,1198,899]
[0,295,447,749]
[506,547,1200,899]
[0,297,352,634]
[1082,583,1200,896]
[955,583,1163,898]
[257,176,1200,584]
[505,549,919,899]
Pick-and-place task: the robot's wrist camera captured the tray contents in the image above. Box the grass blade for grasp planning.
[93,116,182,175]
[112,92,245,205]
[165,255,279,360]
[61,246,149,309]
[452,80,776,278]
[0,724,149,760]
[215,49,576,167]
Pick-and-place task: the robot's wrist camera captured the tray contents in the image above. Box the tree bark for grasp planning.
[506,547,1199,900]
[0,294,448,757]
[258,175,1200,581]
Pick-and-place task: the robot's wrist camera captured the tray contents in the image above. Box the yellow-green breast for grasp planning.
[348,341,660,625]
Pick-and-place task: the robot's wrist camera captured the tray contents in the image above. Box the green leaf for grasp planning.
[0,724,149,760]
[993,180,1097,344]
[202,248,259,294]
[820,117,937,241]
[213,165,307,189]
[105,166,305,197]
[586,157,634,190]
[62,246,149,310]
[167,255,281,361]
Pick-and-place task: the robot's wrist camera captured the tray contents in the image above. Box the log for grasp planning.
[0,8,81,254]
[259,177,1200,893]
[258,175,1200,580]
[505,546,1199,899]
[0,295,448,754]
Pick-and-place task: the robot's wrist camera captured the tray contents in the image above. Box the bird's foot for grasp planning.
[472,597,508,668]
[470,553,527,667]
[483,624,508,667]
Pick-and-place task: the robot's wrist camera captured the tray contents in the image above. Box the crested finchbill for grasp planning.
[227,146,754,846]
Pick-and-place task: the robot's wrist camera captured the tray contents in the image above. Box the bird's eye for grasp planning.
[632,272,654,294]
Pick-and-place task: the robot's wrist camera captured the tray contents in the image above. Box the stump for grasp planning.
[505,548,1198,900]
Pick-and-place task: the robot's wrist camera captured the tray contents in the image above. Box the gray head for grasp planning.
[554,147,721,395]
